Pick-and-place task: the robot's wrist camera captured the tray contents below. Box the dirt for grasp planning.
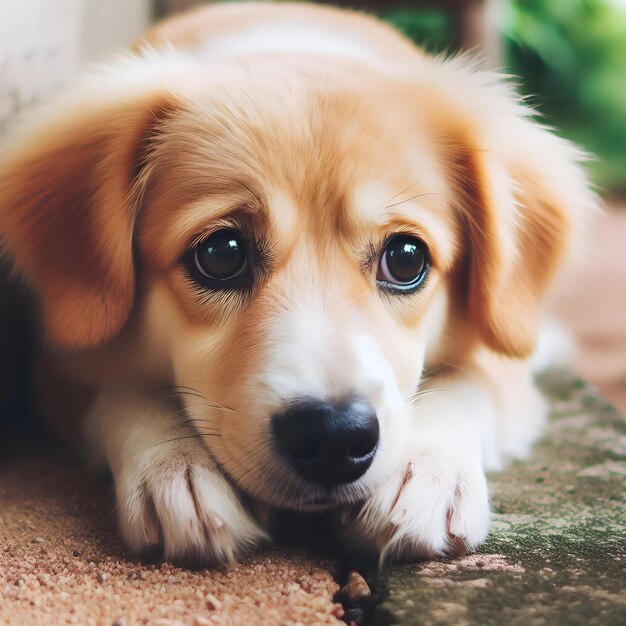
[0,455,344,626]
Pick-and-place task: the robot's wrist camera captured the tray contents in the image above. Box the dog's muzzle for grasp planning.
[271,396,379,488]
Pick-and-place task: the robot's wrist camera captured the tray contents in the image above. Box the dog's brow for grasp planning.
[238,181,268,216]
[384,191,455,210]
[350,182,452,267]
[384,184,418,206]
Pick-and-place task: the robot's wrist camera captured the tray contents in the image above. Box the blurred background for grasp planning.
[1,0,625,420]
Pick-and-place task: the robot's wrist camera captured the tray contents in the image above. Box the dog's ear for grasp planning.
[422,66,599,359]
[451,113,597,358]
[0,60,186,349]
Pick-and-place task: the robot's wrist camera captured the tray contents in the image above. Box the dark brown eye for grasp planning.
[377,235,430,293]
[188,229,251,289]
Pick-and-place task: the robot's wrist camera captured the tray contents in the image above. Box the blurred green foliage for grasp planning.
[381,8,454,54]
[382,1,626,193]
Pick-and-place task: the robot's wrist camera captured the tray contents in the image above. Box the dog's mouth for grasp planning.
[295,499,336,511]
[296,492,349,511]
[248,470,374,513]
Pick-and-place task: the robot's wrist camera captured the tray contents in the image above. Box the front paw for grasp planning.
[347,452,490,563]
[116,441,268,566]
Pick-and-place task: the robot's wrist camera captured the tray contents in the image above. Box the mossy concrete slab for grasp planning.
[370,370,626,626]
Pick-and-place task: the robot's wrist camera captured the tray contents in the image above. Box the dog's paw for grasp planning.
[347,451,490,563]
[115,439,268,565]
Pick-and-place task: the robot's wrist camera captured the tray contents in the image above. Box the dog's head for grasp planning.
[0,52,595,509]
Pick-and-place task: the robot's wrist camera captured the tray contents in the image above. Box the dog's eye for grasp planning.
[189,229,251,288]
[377,235,430,293]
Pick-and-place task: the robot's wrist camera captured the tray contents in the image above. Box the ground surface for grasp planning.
[0,456,343,626]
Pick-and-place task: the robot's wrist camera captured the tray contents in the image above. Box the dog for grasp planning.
[0,2,596,566]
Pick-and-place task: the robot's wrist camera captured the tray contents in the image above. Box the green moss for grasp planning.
[370,371,626,625]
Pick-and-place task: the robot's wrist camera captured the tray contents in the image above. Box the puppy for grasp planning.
[0,2,596,565]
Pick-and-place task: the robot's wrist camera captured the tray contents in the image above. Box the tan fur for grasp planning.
[0,90,183,348]
[0,2,597,565]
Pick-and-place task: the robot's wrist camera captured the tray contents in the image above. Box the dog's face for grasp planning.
[136,62,458,508]
[0,54,591,510]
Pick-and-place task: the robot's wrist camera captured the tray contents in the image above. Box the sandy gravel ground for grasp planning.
[0,456,344,626]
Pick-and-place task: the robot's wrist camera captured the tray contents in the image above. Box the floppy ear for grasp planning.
[0,58,186,349]
[453,116,597,358]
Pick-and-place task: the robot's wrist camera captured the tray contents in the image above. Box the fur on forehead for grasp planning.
[136,58,457,272]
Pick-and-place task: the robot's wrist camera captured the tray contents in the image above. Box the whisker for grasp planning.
[404,388,445,405]
[176,417,214,426]
[384,191,457,210]
[170,385,208,394]
[435,360,472,376]
[175,419,220,434]
[384,184,418,205]
[150,433,220,449]
[172,379,234,387]
[151,385,208,400]
[409,403,435,412]
[165,404,236,423]
[187,402,236,413]
[168,390,207,400]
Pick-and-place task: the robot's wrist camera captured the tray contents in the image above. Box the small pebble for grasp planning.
[193,617,212,626]
[206,593,222,610]
[98,572,109,583]
[112,620,126,626]
[31,537,44,544]
[338,571,371,607]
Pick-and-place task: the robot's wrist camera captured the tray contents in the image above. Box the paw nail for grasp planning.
[447,534,468,557]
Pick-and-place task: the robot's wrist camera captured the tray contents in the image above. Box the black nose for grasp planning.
[272,397,379,487]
